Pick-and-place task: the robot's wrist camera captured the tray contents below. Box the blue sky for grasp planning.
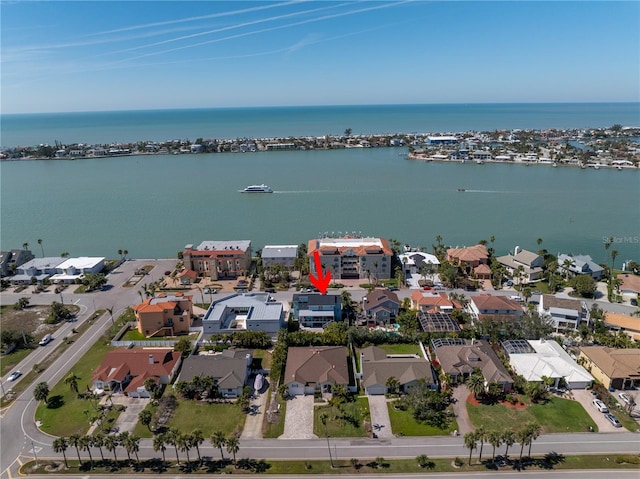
[1,1,639,113]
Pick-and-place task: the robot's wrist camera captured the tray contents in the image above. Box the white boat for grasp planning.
[241,184,273,193]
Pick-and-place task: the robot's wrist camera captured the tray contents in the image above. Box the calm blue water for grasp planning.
[2,103,639,147]
[1,103,638,264]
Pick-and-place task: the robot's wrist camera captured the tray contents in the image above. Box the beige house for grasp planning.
[579,346,640,390]
[284,346,350,396]
[604,312,640,341]
[133,293,193,337]
[182,240,252,280]
[446,244,489,269]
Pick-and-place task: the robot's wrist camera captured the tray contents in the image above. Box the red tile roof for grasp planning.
[447,244,489,263]
[92,349,180,383]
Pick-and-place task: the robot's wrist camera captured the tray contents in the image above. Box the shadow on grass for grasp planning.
[46,395,64,409]
[483,452,566,471]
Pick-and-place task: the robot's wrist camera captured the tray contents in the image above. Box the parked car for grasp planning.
[592,399,609,413]
[604,413,622,427]
[39,334,52,346]
[7,370,22,382]
[265,288,276,293]
[619,392,632,404]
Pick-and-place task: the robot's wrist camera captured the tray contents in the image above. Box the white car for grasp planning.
[619,392,631,404]
[7,370,22,382]
[592,399,608,413]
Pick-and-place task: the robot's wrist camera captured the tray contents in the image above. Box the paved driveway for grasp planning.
[367,395,394,438]
[280,395,317,439]
[572,389,628,433]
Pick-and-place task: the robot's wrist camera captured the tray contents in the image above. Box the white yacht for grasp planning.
[241,184,273,193]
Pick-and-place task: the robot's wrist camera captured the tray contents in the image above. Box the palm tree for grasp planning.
[416,454,430,468]
[464,431,477,465]
[191,429,204,463]
[516,427,530,461]
[526,422,542,457]
[501,429,516,460]
[65,372,80,395]
[177,433,191,463]
[68,434,82,465]
[611,249,618,274]
[476,426,487,463]
[225,436,240,467]
[104,434,119,465]
[125,434,140,465]
[153,433,167,463]
[52,437,69,468]
[38,238,44,257]
[487,430,502,461]
[33,381,50,405]
[138,409,153,431]
[79,435,94,469]
[93,432,106,463]
[166,428,181,464]
[118,432,132,464]
[210,431,226,461]
[106,306,115,327]
[467,372,485,400]
[385,376,400,395]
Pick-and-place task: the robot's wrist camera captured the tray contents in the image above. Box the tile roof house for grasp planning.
[361,290,400,324]
[538,295,589,332]
[432,339,513,391]
[473,263,492,280]
[617,274,640,296]
[468,294,524,323]
[284,346,350,396]
[604,312,640,342]
[446,244,489,268]
[182,240,252,280]
[292,293,342,328]
[92,348,182,398]
[133,293,193,337]
[307,236,393,280]
[579,346,640,390]
[496,248,544,284]
[557,254,605,280]
[359,345,436,395]
[177,349,252,398]
[410,291,460,313]
[202,292,285,336]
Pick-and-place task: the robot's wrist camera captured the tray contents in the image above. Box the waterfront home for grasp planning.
[0,249,35,277]
[261,245,298,270]
[292,293,341,328]
[578,346,640,390]
[92,348,182,398]
[556,253,605,280]
[502,339,593,389]
[496,247,544,284]
[284,346,350,396]
[359,345,436,395]
[361,290,400,324]
[538,295,589,332]
[410,291,458,313]
[182,240,252,280]
[467,294,524,324]
[431,338,513,391]
[307,236,393,280]
[49,257,105,284]
[603,312,640,342]
[11,257,66,284]
[176,349,252,398]
[446,244,489,269]
[426,136,458,145]
[617,273,640,300]
[202,292,285,337]
[133,293,193,338]
[398,251,440,277]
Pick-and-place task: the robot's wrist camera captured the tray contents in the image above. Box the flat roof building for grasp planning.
[202,292,285,336]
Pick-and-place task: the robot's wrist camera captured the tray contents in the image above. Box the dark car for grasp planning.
[265,288,275,293]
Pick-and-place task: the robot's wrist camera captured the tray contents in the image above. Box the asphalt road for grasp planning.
[2,261,639,479]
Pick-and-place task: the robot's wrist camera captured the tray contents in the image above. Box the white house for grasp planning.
[202,292,285,336]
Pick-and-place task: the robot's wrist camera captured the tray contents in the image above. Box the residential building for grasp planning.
[182,240,252,280]
[92,348,182,398]
[177,349,252,398]
[361,290,400,324]
[502,339,593,389]
[398,252,440,277]
[538,295,589,332]
[410,291,459,313]
[202,292,285,336]
[557,254,605,280]
[0,249,35,277]
[49,257,105,283]
[359,345,436,395]
[467,294,524,323]
[496,247,544,284]
[432,338,513,391]
[446,244,489,269]
[261,245,298,270]
[307,236,393,280]
[133,293,193,337]
[11,257,65,284]
[284,346,350,396]
[579,346,640,390]
[617,274,640,299]
[292,293,341,328]
[603,312,640,342]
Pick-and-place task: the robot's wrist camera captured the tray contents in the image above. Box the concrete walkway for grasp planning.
[279,395,317,439]
[452,385,473,435]
[93,395,149,434]
[368,395,394,438]
[240,389,268,439]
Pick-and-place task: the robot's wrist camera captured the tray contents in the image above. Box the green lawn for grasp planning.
[467,396,597,434]
[375,343,422,355]
[313,397,370,437]
[388,402,458,436]
[0,347,32,377]
[262,390,286,438]
[165,398,246,437]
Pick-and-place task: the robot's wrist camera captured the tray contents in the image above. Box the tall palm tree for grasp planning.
[38,238,44,257]
[64,372,80,395]
[501,429,516,459]
[153,433,167,463]
[178,433,191,463]
[52,437,69,468]
[225,436,240,467]
[487,430,502,461]
[104,434,119,465]
[68,434,82,465]
[106,306,115,326]
[476,426,487,463]
[92,432,106,462]
[118,432,132,463]
[464,431,477,466]
[516,427,530,461]
[126,435,140,465]
[166,428,181,464]
[79,435,94,469]
[210,431,226,461]
[611,249,618,274]
[467,372,485,400]
[191,429,204,463]
[526,422,542,457]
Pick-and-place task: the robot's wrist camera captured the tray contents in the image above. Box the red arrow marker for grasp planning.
[309,250,331,295]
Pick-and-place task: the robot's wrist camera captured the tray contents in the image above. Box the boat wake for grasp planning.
[461,189,511,194]
[273,190,345,194]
